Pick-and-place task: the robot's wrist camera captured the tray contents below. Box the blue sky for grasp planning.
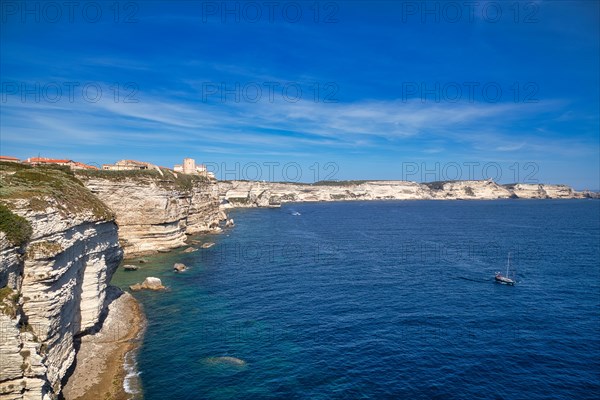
[1,0,599,188]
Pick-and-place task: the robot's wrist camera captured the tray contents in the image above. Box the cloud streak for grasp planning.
[0,85,593,156]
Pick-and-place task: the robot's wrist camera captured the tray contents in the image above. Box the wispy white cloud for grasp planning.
[496,143,526,152]
[1,83,596,161]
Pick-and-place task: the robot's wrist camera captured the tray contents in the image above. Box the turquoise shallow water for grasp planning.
[111,200,600,399]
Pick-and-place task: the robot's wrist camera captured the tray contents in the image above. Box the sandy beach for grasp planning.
[63,287,145,400]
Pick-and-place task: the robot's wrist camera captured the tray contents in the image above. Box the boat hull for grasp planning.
[495,276,515,285]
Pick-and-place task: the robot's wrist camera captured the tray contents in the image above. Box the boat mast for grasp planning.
[506,252,511,277]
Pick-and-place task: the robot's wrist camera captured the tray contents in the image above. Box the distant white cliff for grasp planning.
[217,180,590,208]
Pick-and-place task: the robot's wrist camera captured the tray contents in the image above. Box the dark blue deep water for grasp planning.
[112,200,600,399]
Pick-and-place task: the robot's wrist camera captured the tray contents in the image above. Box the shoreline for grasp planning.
[120,197,598,259]
[218,180,597,208]
[221,196,598,210]
[63,287,146,400]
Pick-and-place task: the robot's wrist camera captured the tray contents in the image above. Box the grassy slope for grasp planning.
[0,162,114,244]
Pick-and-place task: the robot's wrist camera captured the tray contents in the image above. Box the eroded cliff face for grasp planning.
[218,179,587,207]
[0,165,122,400]
[1,165,227,398]
[508,183,581,199]
[77,170,226,256]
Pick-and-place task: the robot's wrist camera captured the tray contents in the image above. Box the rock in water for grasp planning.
[225,218,235,227]
[183,247,197,253]
[123,264,139,271]
[173,263,187,272]
[201,242,215,249]
[129,277,166,291]
[204,356,247,367]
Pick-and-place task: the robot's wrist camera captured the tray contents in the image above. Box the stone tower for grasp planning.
[183,158,196,174]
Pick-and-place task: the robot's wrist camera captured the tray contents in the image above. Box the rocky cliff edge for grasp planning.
[0,163,123,399]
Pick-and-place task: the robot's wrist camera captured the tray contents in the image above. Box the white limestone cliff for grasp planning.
[0,202,122,399]
[1,165,228,399]
[218,180,587,207]
[428,180,513,199]
[77,171,226,257]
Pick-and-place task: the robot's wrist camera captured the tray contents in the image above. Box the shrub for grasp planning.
[0,204,32,246]
[26,241,63,260]
[0,287,19,318]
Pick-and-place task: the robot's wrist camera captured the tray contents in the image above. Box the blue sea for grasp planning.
[111,200,600,399]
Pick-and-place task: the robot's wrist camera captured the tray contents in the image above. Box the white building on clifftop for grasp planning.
[174,158,214,178]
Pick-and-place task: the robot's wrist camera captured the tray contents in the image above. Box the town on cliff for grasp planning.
[0,155,216,179]
[1,154,597,204]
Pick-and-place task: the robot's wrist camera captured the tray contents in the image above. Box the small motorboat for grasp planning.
[495,253,516,285]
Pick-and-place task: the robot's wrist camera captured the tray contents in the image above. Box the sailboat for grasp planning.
[495,253,516,285]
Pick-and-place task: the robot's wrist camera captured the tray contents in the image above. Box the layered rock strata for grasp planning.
[76,170,226,257]
[218,180,588,207]
[0,165,122,399]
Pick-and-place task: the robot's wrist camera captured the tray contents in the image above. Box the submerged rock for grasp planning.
[173,263,187,272]
[123,264,139,271]
[204,356,247,367]
[129,277,165,291]
[183,247,197,253]
[201,242,215,249]
[138,258,148,264]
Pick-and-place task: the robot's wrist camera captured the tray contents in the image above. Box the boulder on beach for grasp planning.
[183,247,197,253]
[201,242,215,249]
[173,263,187,272]
[130,277,166,291]
[123,264,139,271]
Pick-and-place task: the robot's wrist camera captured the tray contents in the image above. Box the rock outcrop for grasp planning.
[426,180,514,199]
[218,180,588,207]
[77,170,227,257]
[129,277,165,291]
[506,183,581,199]
[173,263,187,272]
[203,356,247,367]
[0,164,123,399]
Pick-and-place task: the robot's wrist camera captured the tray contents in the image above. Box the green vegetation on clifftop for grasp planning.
[313,180,371,186]
[76,168,210,191]
[0,162,113,220]
[0,203,32,246]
